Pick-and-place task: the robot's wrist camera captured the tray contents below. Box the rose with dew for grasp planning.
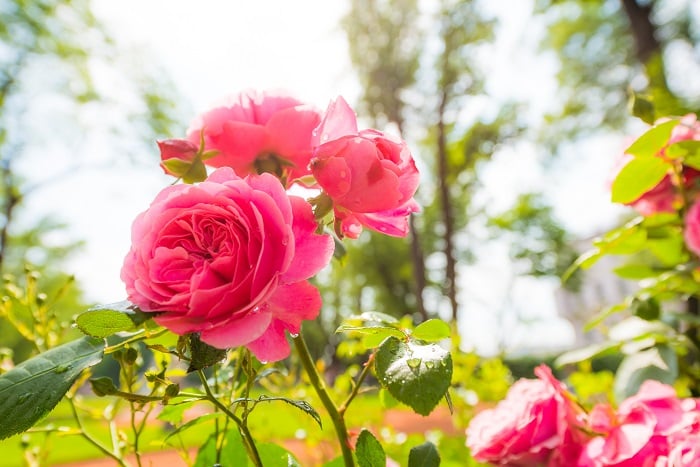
[186,89,322,183]
[121,167,334,362]
[310,96,420,238]
[466,370,561,465]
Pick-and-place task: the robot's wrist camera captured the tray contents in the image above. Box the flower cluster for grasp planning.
[121,89,419,361]
[466,365,700,466]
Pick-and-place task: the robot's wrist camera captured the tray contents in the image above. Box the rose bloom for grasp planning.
[655,435,700,467]
[121,168,334,362]
[578,381,693,467]
[186,89,321,183]
[310,96,420,238]
[466,371,560,465]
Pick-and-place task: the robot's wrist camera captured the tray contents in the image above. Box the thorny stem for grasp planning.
[197,370,262,467]
[293,333,355,467]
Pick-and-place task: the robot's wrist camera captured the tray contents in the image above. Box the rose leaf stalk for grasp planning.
[293,332,355,467]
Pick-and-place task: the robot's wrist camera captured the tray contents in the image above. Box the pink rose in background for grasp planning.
[578,381,691,467]
[187,89,321,183]
[310,96,420,238]
[656,435,700,467]
[685,200,700,256]
[466,370,560,465]
[121,167,334,362]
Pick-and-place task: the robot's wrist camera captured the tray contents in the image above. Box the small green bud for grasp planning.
[123,347,138,365]
[164,383,180,399]
[90,377,118,397]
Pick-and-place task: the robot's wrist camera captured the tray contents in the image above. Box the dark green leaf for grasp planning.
[257,443,301,467]
[624,119,679,158]
[611,155,669,204]
[0,337,105,440]
[219,428,248,467]
[374,337,452,416]
[613,344,678,403]
[193,435,217,467]
[356,429,386,467]
[408,441,440,467]
[89,376,118,396]
[75,301,153,338]
[188,333,228,372]
[412,319,451,342]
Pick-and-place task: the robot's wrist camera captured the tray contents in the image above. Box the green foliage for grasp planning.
[75,301,153,338]
[0,336,104,440]
[614,344,678,402]
[374,336,452,416]
[408,441,441,467]
[356,429,386,467]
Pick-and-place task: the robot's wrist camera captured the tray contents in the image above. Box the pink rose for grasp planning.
[579,381,688,467]
[186,89,321,183]
[656,435,700,467]
[121,167,334,362]
[310,96,419,238]
[685,200,700,255]
[466,371,560,465]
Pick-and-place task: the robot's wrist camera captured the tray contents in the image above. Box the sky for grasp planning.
[19,0,631,355]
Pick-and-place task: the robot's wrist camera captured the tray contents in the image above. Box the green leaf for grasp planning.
[613,344,678,403]
[0,336,105,440]
[323,457,348,467]
[75,301,154,338]
[257,395,322,428]
[356,429,386,467]
[157,403,190,425]
[554,341,621,368]
[628,92,655,125]
[187,333,228,372]
[624,119,679,158]
[412,319,451,342]
[610,155,669,204]
[193,435,217,467]
[608,317,674,342]
[408,441,440,467]
[613,264,659,280]
[374,337,452,416]
[257,443,301,467]
[666,140,700,164]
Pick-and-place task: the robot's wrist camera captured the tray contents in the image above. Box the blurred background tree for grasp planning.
[0,0,182,361]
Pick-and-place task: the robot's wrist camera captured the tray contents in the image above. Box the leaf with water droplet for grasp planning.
[0,336,105,440]
[75,301,154,338]
[374,337,452,416]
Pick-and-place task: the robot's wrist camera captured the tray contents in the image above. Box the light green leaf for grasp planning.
[163,412,225,442]
[611,155,669,204]
[257,395,322,428]
[412,319,451,342]
[554,341,621,368]
[374,337,452,416]
[608,317,674,342]
[408,441,440,467]
[75,301,153,338]
[613,344,678,403]
[0,337,105,440]
[356,429,386,467]
[257,443,301,467]
[666,140,700,164]
[624,119,679,158]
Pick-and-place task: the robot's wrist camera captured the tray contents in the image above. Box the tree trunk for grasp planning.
[436,90,458,322]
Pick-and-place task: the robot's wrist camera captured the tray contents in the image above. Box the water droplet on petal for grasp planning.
[289,333,299,338]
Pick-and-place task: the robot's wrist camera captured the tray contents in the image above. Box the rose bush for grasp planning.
[310,96,420,238]
[186,89,322,183]
[121,167,334,362]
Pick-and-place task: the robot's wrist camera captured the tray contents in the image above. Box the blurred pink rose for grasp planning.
[310,96,419,238]
[578,381,688,467]
[187,89,321,183]
[614,114,700,216]
[656,435,700,467]
[685,200,700,255]
[121,167,334,362]
[466,370,560,465]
